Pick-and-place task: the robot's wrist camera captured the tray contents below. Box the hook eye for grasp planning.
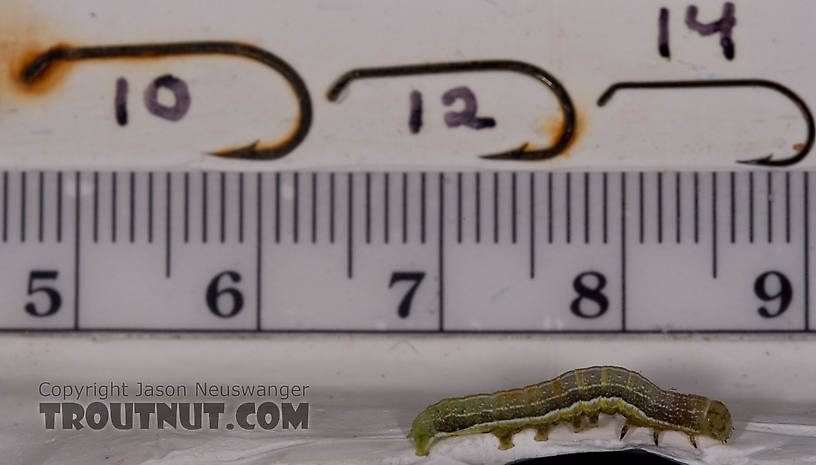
[597,79,814,167]
[327,60,576,161]
[20,41,313,160]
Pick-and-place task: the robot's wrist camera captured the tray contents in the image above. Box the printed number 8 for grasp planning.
[570,271,609,319]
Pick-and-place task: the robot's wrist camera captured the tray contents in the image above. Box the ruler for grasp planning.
[0,169,811,333]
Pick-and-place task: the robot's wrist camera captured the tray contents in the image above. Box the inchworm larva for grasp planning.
[409,366,732,456]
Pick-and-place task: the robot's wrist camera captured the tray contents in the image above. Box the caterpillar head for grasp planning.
[408,409,437,456]
[701,400,733,443]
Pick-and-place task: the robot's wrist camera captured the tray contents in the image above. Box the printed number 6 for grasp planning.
[206,271,244,318]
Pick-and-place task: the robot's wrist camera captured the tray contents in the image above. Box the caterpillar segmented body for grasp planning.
[408,366,732,456]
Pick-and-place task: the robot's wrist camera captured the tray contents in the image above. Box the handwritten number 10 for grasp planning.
[114,74,191,126]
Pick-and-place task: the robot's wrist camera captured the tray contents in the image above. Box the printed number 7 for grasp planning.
[389,272,426,318]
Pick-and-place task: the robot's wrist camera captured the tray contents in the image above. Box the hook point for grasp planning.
[208,140,261,159]
[736,153,775,166]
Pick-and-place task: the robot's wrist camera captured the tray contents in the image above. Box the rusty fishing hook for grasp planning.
[21,41,312,160]
[327,60,575,161]
[597,79,814,167]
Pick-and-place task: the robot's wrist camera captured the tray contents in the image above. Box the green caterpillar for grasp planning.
[409,366,732,456]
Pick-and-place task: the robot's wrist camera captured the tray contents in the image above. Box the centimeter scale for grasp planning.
[0,169,812,333]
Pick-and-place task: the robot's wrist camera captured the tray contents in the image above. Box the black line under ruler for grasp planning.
[0,169,812,333]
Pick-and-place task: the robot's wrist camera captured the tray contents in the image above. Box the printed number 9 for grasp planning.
[206,271,244,318]
[754,271,792,318]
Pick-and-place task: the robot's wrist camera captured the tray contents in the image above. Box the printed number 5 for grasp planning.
[25,270,62,317]
[389,272,425,318]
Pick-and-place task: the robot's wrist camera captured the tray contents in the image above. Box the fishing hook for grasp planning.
[327,60,575,161]
[597,79,814,167]
[21,41,312,160]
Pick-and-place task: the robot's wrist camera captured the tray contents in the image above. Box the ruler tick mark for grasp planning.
[2,172,7,242]
[767,172,773,244]
[148,172,154,244]
[584,172,590,244]
[712,172,718,279]
[547,172,553,244]
[657,172,663,244]
[456,172,462,244]
[383,173,389,244]
[566,172,571,244]
[694,172,699,244]
[112,172,118,243]
[275,172,281,244]
[730,172,736,243]
[37,172,44,243]
[201,172,208,244]
[239,173,245,244]
[183,173,189,244]
[804,172,810,331]
[785,172,791,243]
[621,172,627,331]
[603,172,608,244]
[749,172,755,243]
[220,172,226,244]
[312,173,318,244]
[347,172,354,279]
[530,172,536,278]
[294,172,300,244]
[256,172,263,331]
[57,172,63,243]
[20,172,26,243]
[129,172,135,243]
[638,172,644,244]
[165,173,172,278]
[493,172,499,244]
[92,173,99,243]
[365,172,371,244]
[438,173,445,331]
[73,172,80,330]
[675,172,681,244]
[330,173,336,244]
[512,172,517,244]
[421,172,427,244]
[475,172,481,243]
[402,172,408,244]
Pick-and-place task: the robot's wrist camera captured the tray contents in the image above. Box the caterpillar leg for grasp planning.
[572,416,584,433]
[652,429,661,446]
[492,427,516,450]
[619,421,634,440]
[534,426,549,441]
[587,412,599,428]
[688,435,698,448]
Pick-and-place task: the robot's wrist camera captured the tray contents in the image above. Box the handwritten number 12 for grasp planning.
[409,86,495,134]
